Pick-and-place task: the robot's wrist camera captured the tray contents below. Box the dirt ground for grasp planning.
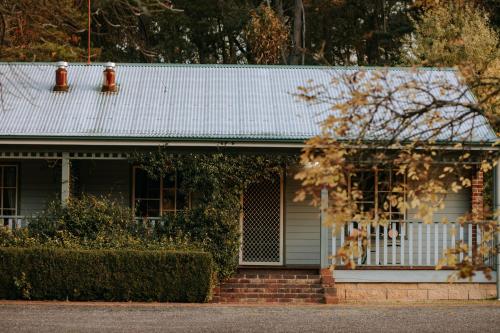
[0,300,499,333]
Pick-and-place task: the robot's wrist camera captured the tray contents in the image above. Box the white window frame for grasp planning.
[0,164,18,217]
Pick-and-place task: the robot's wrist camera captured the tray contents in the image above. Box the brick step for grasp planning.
[237,268,319,276]
[227,274,321,281]
[220,287,324,294]
[218,292,324,299]
[225,278,321,284]
[212,268,338,304]
[220,283,323,289]
[217,297,324,304]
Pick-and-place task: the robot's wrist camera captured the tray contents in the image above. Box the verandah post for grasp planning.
[61,152,71,205]
[495,159,500,300]
[320,187,329,269]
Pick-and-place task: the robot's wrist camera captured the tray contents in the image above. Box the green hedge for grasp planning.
[0,247,213,302]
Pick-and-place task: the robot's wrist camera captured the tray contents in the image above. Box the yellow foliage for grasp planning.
[245,4,290,65]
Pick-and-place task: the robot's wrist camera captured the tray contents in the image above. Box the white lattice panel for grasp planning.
[241,178,281,264]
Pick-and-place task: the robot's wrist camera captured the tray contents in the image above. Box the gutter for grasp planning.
[0,138,306,148]
[0,136,497,150]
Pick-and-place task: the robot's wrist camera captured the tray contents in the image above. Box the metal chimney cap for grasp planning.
[104,62,116,69]
[56,61,68,68]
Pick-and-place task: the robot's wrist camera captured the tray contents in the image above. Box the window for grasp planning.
[133,167,189,217]
[349,167,406,236]
[0,165,18,216]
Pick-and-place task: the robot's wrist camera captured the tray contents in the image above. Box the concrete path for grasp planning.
[0,301,499,332]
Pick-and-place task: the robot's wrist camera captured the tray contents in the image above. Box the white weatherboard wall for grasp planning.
[285,175,321,266]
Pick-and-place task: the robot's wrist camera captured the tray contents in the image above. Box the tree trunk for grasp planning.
[275,0,284,18]
[290,0,304,65]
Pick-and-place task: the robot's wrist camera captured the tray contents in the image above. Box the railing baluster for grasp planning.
[340,224,345,265]
[434,223,439,265]
[426,224,431,265]
[409,222,413,266]
[442,223,447,260]
[451,223,456,261]
[332,225,336,260]
[468,224,473,258]
[418,223,422,265]
[477,223,482,245]
[357,225,362,265]
[349,222,354,262]
[391,222,396,265]
[400,222,405,265]
[477,223,482,263]
[375,224,380,266]
[366,224,371,265]
[383,224,388,265]
[459,225,464,262]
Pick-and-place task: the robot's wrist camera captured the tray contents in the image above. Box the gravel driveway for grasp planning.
[1,301,500,333]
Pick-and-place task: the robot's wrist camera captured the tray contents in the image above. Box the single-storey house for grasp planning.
[0,62,497,303]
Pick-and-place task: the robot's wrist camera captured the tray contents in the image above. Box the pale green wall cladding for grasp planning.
[19,160,60,216]
[285,175,321,266]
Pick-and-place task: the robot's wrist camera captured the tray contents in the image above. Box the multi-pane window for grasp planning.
[0,165,18,216]
[133,167,189,217]
[349,167,405,221]
[349,167,406,237]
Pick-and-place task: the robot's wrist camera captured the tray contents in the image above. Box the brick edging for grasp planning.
[320,268,339,304]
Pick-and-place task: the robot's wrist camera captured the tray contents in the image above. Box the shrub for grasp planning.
[27,194,136,240]
[155,208,240,279]
[0,247,213,302]
[18,194,238,279]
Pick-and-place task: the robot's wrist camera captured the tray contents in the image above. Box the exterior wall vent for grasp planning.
[53,61,69,92]
[101,62,117,93]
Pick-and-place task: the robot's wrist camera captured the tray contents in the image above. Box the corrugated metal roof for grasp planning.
[0,63,495,144]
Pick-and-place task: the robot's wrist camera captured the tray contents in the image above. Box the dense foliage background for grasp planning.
[0,0,497,66]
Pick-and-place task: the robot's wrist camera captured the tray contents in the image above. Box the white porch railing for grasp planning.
[134,217,163,227]
[331,220,496,268]
[0,216,25,229]
[1,216,163,230]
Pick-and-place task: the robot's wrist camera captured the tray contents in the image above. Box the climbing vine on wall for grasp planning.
[131,149,298,278]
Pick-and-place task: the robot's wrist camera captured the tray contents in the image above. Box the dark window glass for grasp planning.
[177,191,188,210]
[134,169,160,198]
[135,199,160,217]
[0,166,17,216]
[134,168,190,217]
[162,188,175,211]
[3,189,16,210]
[3,167,16,187]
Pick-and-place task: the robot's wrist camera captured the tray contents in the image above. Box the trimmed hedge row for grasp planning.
[0,247,213,302]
